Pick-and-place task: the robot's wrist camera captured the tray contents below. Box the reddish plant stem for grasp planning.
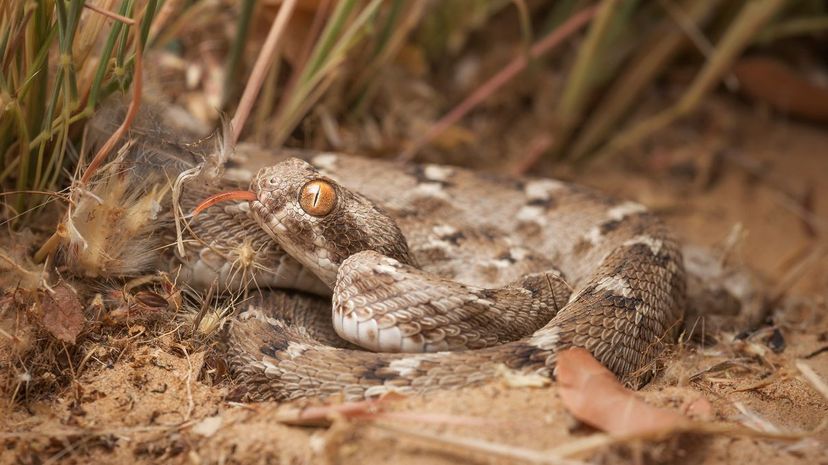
[230,0,298,145]
[398,6,598,162]
[79,10,140,185]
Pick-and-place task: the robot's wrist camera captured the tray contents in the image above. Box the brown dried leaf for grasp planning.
[556,348,688,435]
[733,56,828,124]
[39,285,85,344]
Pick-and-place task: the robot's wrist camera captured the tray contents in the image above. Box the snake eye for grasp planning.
[299,179,336,216]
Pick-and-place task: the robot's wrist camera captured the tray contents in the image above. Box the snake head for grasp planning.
[250,158,413,287]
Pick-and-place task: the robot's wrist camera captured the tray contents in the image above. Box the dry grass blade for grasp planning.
[552,0,621,154]
[569,0,722,160]
[230,0,298,145]
[1,0,161,223]
[595,0,786,159]
[78,10,141,185]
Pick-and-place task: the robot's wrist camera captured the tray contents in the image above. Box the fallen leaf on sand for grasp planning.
[39,285,85,344]
[556,348,689,435]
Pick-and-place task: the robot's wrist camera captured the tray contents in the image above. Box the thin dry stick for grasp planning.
[397,6,598,162]
[511,134,554,175]
[79,8,141,185]
[270,0,332,128]
[83,2,135,24]
[371,422,588,465]
[230,0,298,146]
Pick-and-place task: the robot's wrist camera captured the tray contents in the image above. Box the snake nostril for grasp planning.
[269,176,278,185]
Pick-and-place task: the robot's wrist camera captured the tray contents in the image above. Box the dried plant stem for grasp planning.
[372,422,588,465]
[553,0,620,149]
[230,0,298,146]
[222,0,256,109]
[595,0,786,159]
[397,6,599,162]
[569,0,721,160]
[78,9,141,185]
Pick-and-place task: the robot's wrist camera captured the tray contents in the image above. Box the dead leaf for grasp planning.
[556,348,688,435]
[39,285,85,344]
[733,56,828,124]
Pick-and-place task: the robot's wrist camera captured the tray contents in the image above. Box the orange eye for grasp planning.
[299,179,336,216]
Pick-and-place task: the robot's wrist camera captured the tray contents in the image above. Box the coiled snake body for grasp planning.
[174,148,686,401]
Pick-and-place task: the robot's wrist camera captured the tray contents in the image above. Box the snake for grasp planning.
[59,124,687,401]
[168,147,688,402]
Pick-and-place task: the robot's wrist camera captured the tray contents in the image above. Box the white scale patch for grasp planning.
[432,224,458,237]
[509,247,530,261]
[311,153,339,172]
[527,327,560,350]
[374,263,397,275]
[517,205,546,225]
[582,202,648,245]
[624,235,663,255]
[422,224,460,253]
[423,164,454,182]
[230,202,251,214]
[388,356,429,378]
[585,226,603,245]
[415,182,449,199]
[594,275,633,297]
[285,342,311,358]
[489,258,513,269]
[524,179,565,200]
[607,201,647,221]
[363,385,412,398]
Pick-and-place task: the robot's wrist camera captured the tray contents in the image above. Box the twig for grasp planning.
[397,6,598,162]
[230,0,298,146]
[511,134,554,175]
[371,422,588,465]
[568,0,722,160]
[82,3,135,24]
[78,10,141,185]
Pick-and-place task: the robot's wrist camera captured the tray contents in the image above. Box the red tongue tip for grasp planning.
[191,190,257,217]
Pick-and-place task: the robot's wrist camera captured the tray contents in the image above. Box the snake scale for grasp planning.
[170,144,687,401]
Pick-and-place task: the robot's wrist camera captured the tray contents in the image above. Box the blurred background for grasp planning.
[3,0,827,219]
